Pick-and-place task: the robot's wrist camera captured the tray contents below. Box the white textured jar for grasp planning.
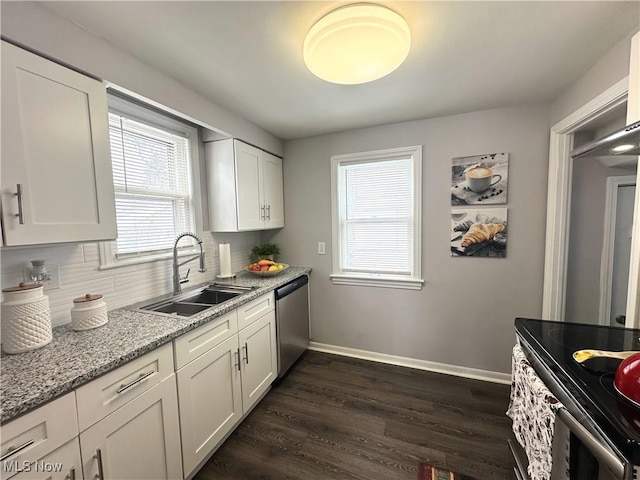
[1,283,52,354]
[71,293,108,331]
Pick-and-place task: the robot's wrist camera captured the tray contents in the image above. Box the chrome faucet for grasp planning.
[173,232,206,295]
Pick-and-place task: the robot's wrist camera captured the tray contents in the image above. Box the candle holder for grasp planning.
[29,259,51,284]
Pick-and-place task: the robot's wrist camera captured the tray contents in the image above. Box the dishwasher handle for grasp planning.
[275,275,308,299]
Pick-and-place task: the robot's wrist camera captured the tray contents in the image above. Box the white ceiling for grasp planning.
[39,1,639,140]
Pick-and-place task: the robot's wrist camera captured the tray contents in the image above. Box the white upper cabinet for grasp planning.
[206,139,284,232]
[628,32,639,124]
[1,41,116,246]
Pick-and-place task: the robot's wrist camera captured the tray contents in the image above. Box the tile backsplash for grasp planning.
[0,232,260,326]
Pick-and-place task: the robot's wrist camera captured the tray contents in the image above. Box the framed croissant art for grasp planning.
[451,152,509,206]
[451,207,508,257]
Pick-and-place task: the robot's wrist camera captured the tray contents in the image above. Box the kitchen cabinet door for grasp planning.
[176,335,242,477]
[1,41,116,246]
[79,376,182,480]
[262,152,284,228]
[234,141,266,231]
[238,309,277,412]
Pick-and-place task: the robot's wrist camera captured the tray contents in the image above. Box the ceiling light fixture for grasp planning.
[303,3,411,85]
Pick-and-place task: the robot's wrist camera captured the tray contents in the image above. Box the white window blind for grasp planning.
[338,159,413,273]
[108,112,194,257]
[331,146,423,290]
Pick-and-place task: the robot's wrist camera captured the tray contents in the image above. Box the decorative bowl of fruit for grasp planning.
[246,260,289,276]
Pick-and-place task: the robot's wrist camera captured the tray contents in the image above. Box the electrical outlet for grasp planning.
[318,242,326,255]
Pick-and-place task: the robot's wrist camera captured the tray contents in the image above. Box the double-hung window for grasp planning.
[330,145,423,290]
[100,95,201,268]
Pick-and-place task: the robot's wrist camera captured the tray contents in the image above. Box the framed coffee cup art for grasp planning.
[451,152,508,205]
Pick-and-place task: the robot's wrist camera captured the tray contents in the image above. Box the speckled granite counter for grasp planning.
[0,267,311,424]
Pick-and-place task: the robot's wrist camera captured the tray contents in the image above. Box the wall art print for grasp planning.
[451,152,509,206]
[451,207,508,257]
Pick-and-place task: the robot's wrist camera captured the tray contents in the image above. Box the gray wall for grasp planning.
[551,29,638,126]
[266,104,550,374]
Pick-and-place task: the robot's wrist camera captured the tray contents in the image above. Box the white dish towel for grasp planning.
[507,344,569,480]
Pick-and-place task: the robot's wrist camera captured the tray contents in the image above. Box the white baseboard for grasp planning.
[308,342,511,385]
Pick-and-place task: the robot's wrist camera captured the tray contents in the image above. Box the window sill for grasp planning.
[329,274,424,290]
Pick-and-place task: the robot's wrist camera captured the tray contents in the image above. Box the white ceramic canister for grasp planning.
[1,283,52,354]
[71,293,108,331]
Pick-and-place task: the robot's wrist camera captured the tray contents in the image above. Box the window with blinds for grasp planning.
[109,113,193,257]
[330,146,423,289]
[100,95,199,268]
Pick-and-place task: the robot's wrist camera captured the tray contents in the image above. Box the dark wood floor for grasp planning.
[193,351,515,480]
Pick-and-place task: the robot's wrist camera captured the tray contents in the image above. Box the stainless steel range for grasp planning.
[514,318,640,480]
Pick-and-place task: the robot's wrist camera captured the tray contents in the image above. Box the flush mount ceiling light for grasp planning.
[303,3,411,85]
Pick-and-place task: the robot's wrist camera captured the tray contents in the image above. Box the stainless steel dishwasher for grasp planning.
[275,275,309,378]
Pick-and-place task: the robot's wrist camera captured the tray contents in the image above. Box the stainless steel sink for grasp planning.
[136,284,254,318]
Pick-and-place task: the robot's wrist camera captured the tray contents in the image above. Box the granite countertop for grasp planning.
[0,267,311,424]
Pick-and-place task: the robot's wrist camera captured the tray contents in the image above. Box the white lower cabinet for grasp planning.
[0,393,80,480]
[9,438,81,480]
[176,335,243,476]
[175,293,277,478]
[79,376,182,480]
[238,310,277,411]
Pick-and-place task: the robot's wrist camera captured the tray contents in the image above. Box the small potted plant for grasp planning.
[250,242,281,263]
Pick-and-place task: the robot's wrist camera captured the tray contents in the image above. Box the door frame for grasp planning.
[599,175,637,325]
[542,76,632,321]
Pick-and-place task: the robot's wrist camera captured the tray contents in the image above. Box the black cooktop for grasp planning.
[515,318,640,464]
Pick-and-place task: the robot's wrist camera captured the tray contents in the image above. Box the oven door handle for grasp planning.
[557,408,625,479]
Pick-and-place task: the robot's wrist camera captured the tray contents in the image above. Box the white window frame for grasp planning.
[99,94,204,270]
[330,145,424,290]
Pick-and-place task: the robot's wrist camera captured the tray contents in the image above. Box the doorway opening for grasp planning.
[542,77,640,327]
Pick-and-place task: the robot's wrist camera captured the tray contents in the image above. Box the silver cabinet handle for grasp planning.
[243,343,249,364]
[266,205,271,220]
[15,184,24,224]
[68,466,76,480]
[0,439,34,461]
[261,205,266,220]
[95,448,105,480]
[116,370,154,394]
[235,348,241,371]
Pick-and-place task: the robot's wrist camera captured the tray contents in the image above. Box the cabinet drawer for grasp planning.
[174,310,238,370]
[1,393,78,480]
[76,343,173,432]
[237,292,275,330]
[6,437,81,480]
